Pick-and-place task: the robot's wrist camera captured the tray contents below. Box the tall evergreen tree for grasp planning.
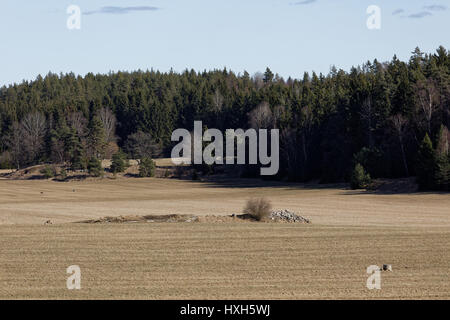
[416,134,435,190]
[87,116,106,159]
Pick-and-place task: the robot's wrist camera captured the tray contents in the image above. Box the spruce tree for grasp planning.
[110,151,129,174]
[88,157,103,177]
[263,68,274,83]
[350,163,372,189]
[139,157,156,177]
[87,116,106,159]
[416,134,435,190]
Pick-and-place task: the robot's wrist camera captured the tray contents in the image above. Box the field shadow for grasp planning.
[188,176,449,196]
[198,176,348,191]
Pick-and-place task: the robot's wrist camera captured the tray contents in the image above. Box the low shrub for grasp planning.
[40,165,55,179]
[88,157,103,177]
[350,163,372,189]
[139,157,156,177]
[244,198,272,221]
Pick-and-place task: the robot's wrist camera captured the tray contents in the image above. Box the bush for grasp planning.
[353,147,386,178]
[244,198,272,221]
[59,167,67,180]
[350,163,372,189]
[110,151,129,174]
[88,157,103,177]
[40,165,55,179]
[139,157,156,177]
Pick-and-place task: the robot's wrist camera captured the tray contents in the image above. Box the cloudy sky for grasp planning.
[0,0,448,86]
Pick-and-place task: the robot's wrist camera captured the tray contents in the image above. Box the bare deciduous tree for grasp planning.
[212,89,224,114]
[67,111,87,137]
[252,72,264,90]
[125,131,161,160]
[416,79,439,134]
[248,102,273,129]
[6,122,23,169]
[50,137,65,165]
[20,112,47,163]
[98,107,116,143]
[391,114,409,176]
[272,105,284,129]
[436,126,449,157]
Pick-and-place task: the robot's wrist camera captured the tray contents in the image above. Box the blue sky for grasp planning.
[0,0,448,86]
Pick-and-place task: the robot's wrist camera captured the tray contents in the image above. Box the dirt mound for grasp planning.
[77,211,311,225]
[79,214,199,224]
[4,165,48,180]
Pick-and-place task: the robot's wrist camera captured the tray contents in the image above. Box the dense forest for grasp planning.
[0,47,448,190]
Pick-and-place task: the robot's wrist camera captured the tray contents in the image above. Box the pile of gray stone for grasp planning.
[269,209,311,223]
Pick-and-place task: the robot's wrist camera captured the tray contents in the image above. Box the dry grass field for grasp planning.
[0,177,449,299]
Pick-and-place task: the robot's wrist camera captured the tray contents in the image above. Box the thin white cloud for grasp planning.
[392,9,404,16]
[408,11,433,19]
[84,6,160,16]
[291,0,317,5]
[423,5,447,11]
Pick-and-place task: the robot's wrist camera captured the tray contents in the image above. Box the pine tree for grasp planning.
[350,163,372,189]
[416,134,435,190]
[87,116,106,159]
[263,68,274,84]
[88,157,103,177]
[139,157,156,177]
[71,142,86,171]
[110,151,129,174]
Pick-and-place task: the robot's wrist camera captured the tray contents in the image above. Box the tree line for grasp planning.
[0,46,448,190]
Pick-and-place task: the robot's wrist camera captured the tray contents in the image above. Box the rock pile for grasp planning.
[269,210,311,223]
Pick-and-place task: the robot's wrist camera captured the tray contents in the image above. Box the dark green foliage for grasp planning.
[110,151,129,174]
[138,157,156,178]
[0,47,448,191]
[87,116,106,159]
[59,167,67,180]
[353,147,385,178]
[71,144,86,171]
[434,154,449,191]
[416,134,435,190]
[40,165,55,179]
[88,157,103,177]
[263,68,274,84]
[350,163,372,189]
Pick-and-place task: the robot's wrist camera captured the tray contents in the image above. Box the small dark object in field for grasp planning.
[382,264,393,272]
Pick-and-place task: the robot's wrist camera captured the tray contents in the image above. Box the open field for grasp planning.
[0,178,449,299]
[0,178,449,227]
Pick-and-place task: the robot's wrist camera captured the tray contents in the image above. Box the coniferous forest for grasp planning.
[0,47,449,191]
